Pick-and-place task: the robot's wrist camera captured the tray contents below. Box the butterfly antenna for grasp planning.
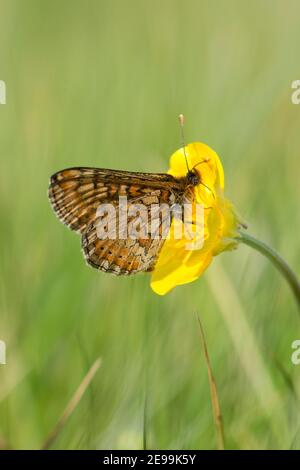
[178,114,190,172]
[200,182,216,199]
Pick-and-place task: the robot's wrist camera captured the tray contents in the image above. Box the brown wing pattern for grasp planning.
[48,167,183,274]
[48,167,182,234]
[81,195,172,275]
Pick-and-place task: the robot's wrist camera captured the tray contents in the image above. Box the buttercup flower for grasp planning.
[150,142,243,295]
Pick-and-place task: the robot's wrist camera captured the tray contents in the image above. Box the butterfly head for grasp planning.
[186,169,201,186]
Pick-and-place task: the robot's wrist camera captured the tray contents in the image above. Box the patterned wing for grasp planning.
[48,167,182,234]
[81,194,172,275]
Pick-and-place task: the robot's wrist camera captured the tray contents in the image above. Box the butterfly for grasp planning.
[48,162,207,275]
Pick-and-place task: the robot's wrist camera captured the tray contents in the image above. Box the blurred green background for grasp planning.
[0,0,300,450]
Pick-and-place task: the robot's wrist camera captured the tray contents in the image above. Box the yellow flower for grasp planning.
[150,142,242,295]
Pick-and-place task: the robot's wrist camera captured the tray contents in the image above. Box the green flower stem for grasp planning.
[237,231,300,311]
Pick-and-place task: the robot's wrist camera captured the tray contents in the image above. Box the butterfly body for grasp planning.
[49,166,201,275]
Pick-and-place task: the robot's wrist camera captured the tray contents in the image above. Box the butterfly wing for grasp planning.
[48,167,182,234]
[49,167,184,274]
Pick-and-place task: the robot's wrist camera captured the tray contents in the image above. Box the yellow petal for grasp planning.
[168,142,225,190]
[150,219,213,295]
